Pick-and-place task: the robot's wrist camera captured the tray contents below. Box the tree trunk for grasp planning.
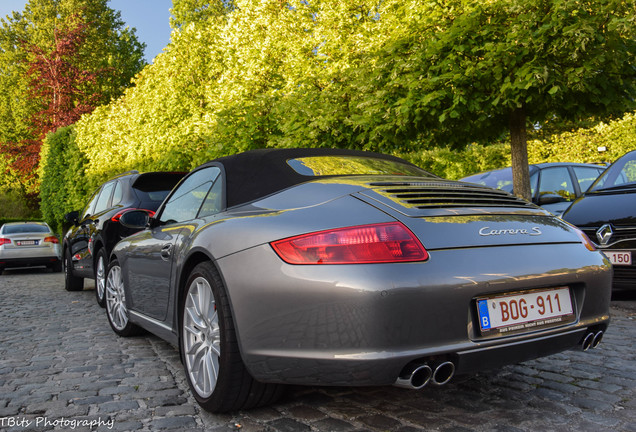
[509,107,532,201]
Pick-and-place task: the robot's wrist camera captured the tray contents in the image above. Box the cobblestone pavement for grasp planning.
[0,269,634,432]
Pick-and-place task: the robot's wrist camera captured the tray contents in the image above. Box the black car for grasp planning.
[461,162,606,215]
[562,150,636,291]
[63,170,185,305]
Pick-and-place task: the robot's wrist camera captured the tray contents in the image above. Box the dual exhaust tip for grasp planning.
[394,361,455,390]
[580,330,604,351]
[395,329,603,389]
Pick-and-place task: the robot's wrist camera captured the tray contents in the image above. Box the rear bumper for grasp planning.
[217,242,612,386]
[230,323,608,386]
[0,256,61,269]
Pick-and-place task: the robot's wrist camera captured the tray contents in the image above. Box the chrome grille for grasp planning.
[581,227,636,245]
[369,181,534,210]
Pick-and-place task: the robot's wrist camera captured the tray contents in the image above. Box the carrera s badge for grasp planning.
[479,227,542,236]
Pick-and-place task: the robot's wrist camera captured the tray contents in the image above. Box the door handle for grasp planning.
[160,244,172,260]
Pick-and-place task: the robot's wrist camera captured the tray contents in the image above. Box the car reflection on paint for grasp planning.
[104,148,611,413]
[562,150,636,291]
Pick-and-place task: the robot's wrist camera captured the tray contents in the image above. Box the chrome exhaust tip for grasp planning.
[394,364,432,390]
[431,361,455,386]
[581,332,594,351]
[591,330,604,349]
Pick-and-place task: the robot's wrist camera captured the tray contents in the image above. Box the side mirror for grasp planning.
[119,210,150,230]
[537,194,564,206]
[64,211,80,226]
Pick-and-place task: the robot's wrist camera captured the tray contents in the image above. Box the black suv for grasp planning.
[63,171,185,306]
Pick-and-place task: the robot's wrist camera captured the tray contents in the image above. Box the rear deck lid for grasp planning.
[358,179,584,249]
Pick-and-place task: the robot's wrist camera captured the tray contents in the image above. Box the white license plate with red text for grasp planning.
[477,287,574,336]
[604,250,632,266]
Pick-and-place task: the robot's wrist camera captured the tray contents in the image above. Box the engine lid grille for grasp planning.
[369,181,535,210]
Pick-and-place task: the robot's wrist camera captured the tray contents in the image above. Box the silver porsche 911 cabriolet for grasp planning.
[105,148,611,413]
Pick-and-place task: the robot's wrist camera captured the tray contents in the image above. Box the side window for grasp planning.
[111,180,123,206]
[81,190,100,219]
[573,167,603,194]
[198,175,223,218]
[538,167,575,202]
[159,167,222,224]
[529,172,538,197]
[94,182,116,214]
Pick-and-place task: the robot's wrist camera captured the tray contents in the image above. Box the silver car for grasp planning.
[0,222,62,273]
[105,148,612,413]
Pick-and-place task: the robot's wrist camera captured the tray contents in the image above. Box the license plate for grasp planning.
[604,250,632,266]
[17,240,38,246]
[477,287,575,336]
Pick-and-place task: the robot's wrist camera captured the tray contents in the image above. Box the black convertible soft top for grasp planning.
[208,148,427,208]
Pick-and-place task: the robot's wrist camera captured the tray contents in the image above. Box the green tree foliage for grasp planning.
[528,112,636,164]
[2,17,102,199]
[0,0,146,196]
[347,0,636,199]
[38,0,636,228]
[38,126,90,233]
[170,0,233,28]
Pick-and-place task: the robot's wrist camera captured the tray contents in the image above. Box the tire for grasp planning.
[64,249,84,291]
[180,262,283,413]
[94,249,107,308]
[105,259,142,337]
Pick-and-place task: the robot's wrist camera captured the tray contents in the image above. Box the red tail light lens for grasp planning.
[271,222,429,264]
[0,238,11,246]
[111,208,156,222]
[43,236,59,244]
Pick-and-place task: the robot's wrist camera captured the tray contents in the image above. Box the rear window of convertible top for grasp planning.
[287,156,430,177]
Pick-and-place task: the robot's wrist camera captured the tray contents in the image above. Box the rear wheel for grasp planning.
[94,249,107,307]
[181,262,282,413]
[64,249,84,291]
[105,260,142,337]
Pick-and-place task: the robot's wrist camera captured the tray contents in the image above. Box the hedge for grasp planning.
[38,110,636,233]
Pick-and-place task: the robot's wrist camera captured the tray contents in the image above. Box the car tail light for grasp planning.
[43,236,59,244]
[271,222,429,264]
[111,208,156,222]
[0,238,11,246]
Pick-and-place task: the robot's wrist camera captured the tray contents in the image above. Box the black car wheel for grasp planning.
[105,259,142,337]
[180,262,282,413]
[94,249,107,307]
[64,249,84,291]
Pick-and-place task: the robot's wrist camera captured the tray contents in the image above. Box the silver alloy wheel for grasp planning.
[183,276,221,398]
[106,265,128,331]
[96,254,106,302]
